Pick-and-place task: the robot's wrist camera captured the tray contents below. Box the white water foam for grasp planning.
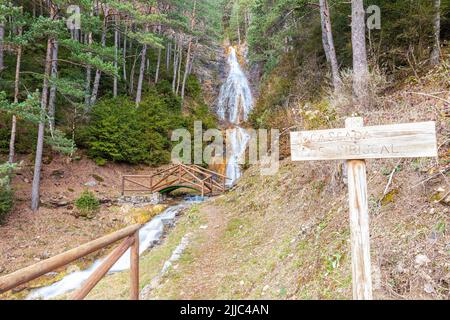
[226,127,251,186]
[216,47,254,186]
[217,47,254,124]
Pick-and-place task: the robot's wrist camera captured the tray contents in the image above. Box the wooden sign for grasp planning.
[291,121,438,161]
[290,118,438,300]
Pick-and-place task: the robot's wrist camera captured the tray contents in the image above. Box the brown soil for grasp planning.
[0,153,161,279]
[146,63,449,300]
[175,203,230,299]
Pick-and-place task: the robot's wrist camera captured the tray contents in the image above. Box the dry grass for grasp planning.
[0,153,169,299]
[142,58,449,300]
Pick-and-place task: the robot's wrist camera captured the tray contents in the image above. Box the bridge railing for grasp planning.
[0,224,142,300]
[122,175,153,195]
[121,165,230,196]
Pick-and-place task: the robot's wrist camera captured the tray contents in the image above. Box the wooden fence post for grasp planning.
[291,117,438,300]
[71,236,134,300]
[130,231,139,300]
[345,117,373,300]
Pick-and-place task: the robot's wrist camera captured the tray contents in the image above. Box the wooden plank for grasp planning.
[0,224,142,293]
[150,165,179,178]
[153,179,180,191]
[124,179,151,191]
[192,164,229,179]
[71,236,134,300]
[290,121,437,161]
[181,166,205,183]
[122,175,153,178]
[347,160,373,299]
[346,117,373,300]
[151,167,180,189]
[130,232,139,300]
[181,164,210,178]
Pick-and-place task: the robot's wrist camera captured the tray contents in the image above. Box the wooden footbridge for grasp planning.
[0,165,229,300]
[121,164,229,197]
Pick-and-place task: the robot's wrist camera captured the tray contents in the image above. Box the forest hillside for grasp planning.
[0,0,449,301]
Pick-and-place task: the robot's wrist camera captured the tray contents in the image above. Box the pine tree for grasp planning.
[319,0,340,91]
[31,3,56,212]
[351,0,369,105]
[430,0,441,66]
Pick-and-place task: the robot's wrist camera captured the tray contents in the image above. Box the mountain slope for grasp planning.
[140,64,449,300]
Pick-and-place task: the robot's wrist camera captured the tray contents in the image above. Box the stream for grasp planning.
[27,198,202,300]
[27,45,254,300]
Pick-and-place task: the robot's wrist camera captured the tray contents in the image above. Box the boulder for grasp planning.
[41,196,72,208]
[415,254,431,267]
[50,169,65,179]
[124,204,167,224]
[84,180,97,187]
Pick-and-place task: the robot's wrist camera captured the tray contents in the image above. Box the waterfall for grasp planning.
[226,127,251,185]
[217,47,254,186]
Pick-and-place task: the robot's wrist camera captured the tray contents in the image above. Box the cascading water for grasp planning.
[225,127,251,186]
[24,47,254,300]
[217,47,254,186]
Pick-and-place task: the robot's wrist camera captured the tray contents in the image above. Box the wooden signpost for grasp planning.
[290,117,438,300]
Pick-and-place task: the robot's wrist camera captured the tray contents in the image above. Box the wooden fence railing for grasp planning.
[0,224,143,300]
[121,164,229,197]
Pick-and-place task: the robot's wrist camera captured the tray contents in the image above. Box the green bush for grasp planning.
[185,75,203,100]
[0,188,13,225]
[83,78,217,166]
[75,190,100,214]
[0,112,37,155]
[0,163,15,225]
[84,96,147,164]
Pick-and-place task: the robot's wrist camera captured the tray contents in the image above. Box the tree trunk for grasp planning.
[31,37,53,212]
[181,0,197,103]
[166,41,171,74]
[172,38,179,92]
[320,2,331,62]
[188,38,199,75]
[181,45,191,102]
[0,22,4,72]
[155,47,161,84]
[351,0,369,105]
[8,26,23,164]
[176,41,183,95]
[129,47,139,96]
[147,56,152,87]
[320,0,341,91]
[90,28,106,106]
[113,17,119,97]
[123,24,128,90]
[85,32,92,107]
[430,0,441,66]
[135,44,148,106]
[237,12,241,47]
[48,40,58,133]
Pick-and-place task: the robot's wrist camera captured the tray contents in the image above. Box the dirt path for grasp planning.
[148,201,233,299]
[177,203,229,299]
